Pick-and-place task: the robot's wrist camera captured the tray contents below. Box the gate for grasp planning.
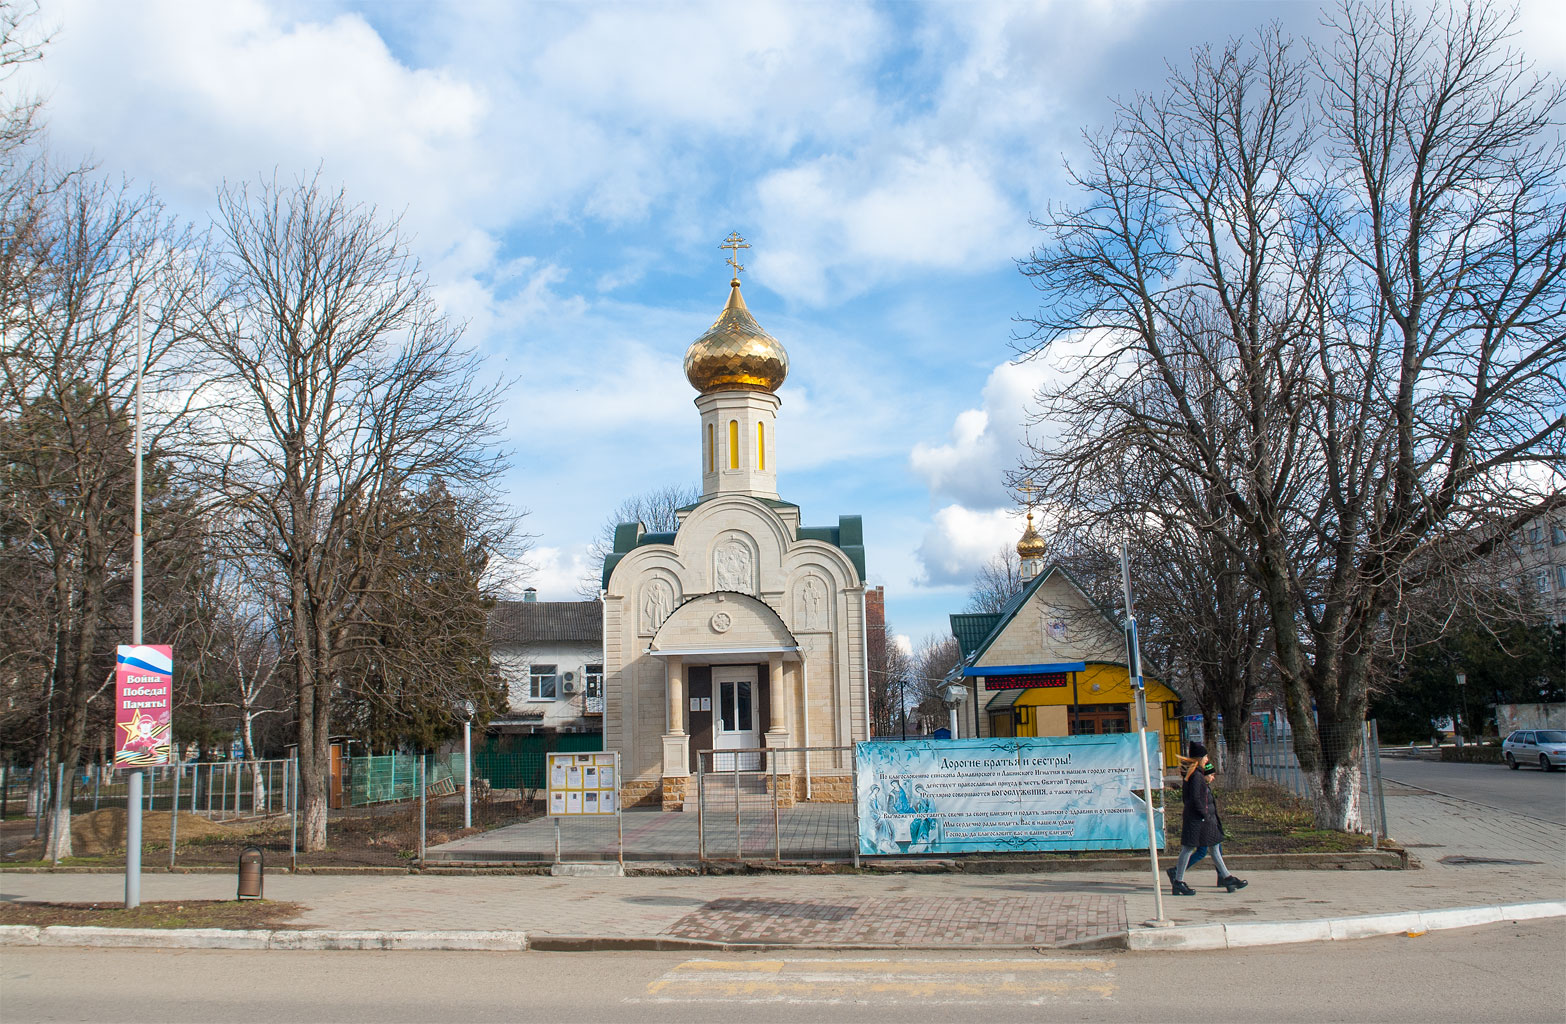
[694,745,859,865]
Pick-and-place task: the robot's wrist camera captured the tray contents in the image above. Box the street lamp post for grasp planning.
[125,303,145,910]
[1456,672,1469,749]
[460,700,476,829]
[940,678,968,739]
[899,678,908,741]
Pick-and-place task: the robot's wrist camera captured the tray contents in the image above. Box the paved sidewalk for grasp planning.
[428,803,856,862]
[2,785,1560,949]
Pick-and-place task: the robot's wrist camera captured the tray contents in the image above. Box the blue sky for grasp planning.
[18,0,1565,647]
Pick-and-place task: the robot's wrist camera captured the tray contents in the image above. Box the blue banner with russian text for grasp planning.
[855,734,1164,855]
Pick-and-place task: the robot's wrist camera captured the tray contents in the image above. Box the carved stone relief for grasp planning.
[642,577,675,634]
[797,575,826,630]
[713,537,754,593]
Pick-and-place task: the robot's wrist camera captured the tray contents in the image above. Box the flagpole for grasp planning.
[1122,536,1168,928]
[125,302,145,909]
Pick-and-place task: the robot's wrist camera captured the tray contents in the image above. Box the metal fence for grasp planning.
[693,745,859,865]
[1233,719,1390,842]
[2,722,1396,867]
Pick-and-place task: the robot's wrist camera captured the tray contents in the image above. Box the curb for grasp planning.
[4,851,1401,876]
[1125,900,1566,951]
[2,901,1557,954]
[0,925,528,951]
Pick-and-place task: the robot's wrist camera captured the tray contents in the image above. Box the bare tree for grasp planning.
[966,545,1023,613]
[909,634,963,733]
[194,175,511,851]
[196,553,288,808]
[866,617,915,738]
[578,483,699,598]
[0,174,205,858]
[1019,3,1565,827]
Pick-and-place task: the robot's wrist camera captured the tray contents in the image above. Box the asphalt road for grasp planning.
[1378,754,1566,824]
[3,919,1563,1024]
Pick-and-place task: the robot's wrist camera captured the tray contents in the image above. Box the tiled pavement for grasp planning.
[427,802,857,862]
[665,895,1126,946]
[3,784,1560,947]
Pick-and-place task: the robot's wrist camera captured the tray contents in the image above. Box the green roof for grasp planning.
[676,495,799,514]
[950,564,1131,667]
[601,507,866,589]
[950,613,1002,659]
[948,563,1181,701]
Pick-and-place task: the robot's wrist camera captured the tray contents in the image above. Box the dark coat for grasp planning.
[1179,768,1224,848]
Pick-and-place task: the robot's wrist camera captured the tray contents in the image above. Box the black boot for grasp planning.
[1219,875,1248,892]
[1171,878,1196,896]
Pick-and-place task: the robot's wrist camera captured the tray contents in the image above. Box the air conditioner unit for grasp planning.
[561,670,578,694]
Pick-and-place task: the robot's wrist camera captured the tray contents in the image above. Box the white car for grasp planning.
[1501,730,1566,771]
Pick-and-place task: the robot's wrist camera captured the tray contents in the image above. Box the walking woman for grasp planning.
[1167,742,1247,895]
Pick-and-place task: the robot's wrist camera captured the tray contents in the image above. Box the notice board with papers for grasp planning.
[547,751,619,816]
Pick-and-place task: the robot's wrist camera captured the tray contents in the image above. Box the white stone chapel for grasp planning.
[601,237,869,810]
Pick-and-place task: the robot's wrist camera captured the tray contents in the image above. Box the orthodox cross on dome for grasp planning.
[720,231,750,280]
[1019,479,1036,510]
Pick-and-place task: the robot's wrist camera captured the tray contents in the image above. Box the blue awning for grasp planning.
[963,662,1085,676]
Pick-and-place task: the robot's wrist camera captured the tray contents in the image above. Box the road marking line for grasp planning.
[668,958,1113,974]
[640,957,1118,1004]
[645,980,1115,998]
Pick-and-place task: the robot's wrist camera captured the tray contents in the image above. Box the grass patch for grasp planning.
[1163,778,1373,854]
[1,792,543,869]
[0,899,302,929]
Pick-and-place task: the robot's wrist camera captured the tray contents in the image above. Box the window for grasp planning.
[728,419,739,469]
[528,664,557,700]
[1527,523,1544,549]
[707,423,714,473]
[1557,565,1566,591]
[1553,522,1565,546]
[1535,571,1551,595]
[584,664,604,699]
[757,421,765,470]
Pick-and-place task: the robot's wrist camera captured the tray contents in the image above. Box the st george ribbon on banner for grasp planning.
[115,644,173,767]
[855,734,1164,856]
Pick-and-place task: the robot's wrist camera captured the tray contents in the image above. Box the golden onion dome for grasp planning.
[684,278,789,395]
[1016,511,1047,560]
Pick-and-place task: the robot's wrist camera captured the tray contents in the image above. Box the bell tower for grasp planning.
[683,234,789,499]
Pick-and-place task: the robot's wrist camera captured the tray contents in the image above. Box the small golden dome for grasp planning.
[1016,512,1047,560]
[684,279,789,395]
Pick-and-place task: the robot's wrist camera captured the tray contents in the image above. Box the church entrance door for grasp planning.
[713,665,761,770]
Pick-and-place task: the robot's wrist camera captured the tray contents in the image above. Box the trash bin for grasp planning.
[237,845,264,900]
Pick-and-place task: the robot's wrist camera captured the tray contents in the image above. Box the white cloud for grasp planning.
[755,148,1026,304]
[524,545,593,601]
[28,0,493,253]
[1517,0,1566,76]
[910,359,1052,510]
[915,504,1025,588]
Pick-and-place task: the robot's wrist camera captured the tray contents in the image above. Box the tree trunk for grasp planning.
[25,749,44,816]
[294,668,328,851]
[1310,756,1362,833]
[292,584,332,852]
[44,785,71,860]
[1219,713,1249,787]
[242,710,266,811]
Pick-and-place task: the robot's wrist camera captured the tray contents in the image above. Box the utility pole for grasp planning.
[1456,671,1469,748]
[1122,537,1168,928]
[125,303,145,909]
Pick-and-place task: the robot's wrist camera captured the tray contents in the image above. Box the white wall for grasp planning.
[493,640,605,731]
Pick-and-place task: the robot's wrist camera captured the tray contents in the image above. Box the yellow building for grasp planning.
[949,516,1184,770]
